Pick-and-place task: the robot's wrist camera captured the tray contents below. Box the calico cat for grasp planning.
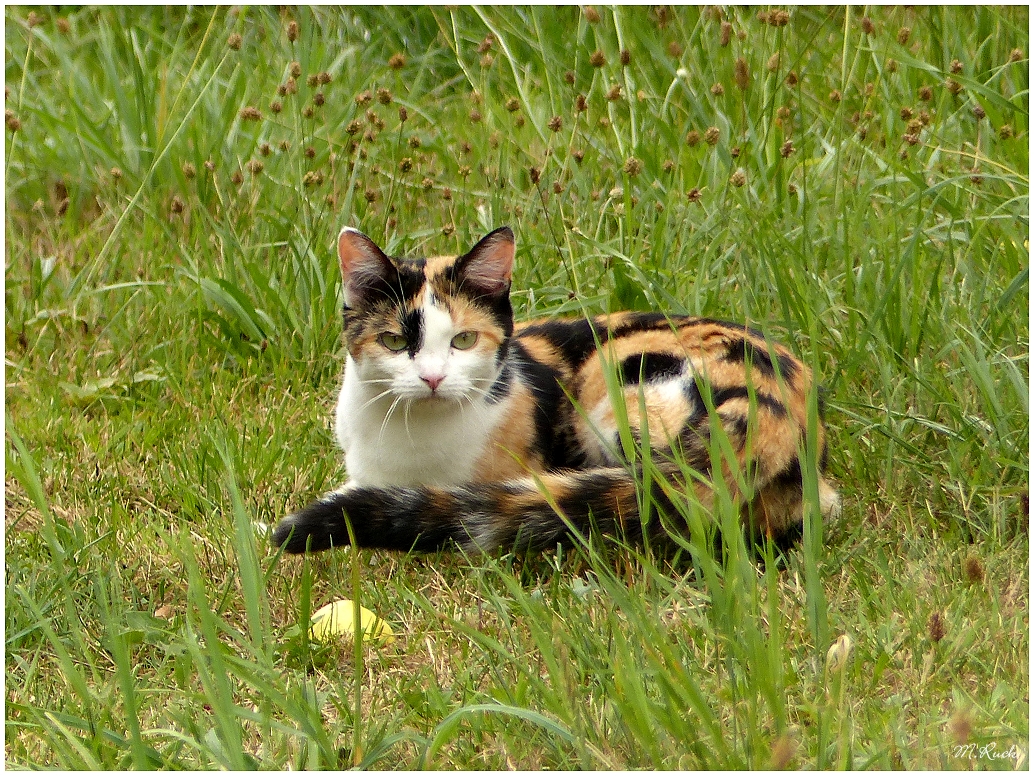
[272,226,840,554]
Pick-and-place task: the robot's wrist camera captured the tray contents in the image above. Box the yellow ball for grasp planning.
[308,599,395,645]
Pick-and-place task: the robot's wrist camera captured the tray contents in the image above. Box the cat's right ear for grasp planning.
[338,227,395,308]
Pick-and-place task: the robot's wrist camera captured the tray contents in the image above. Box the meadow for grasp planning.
[5,5,1028,768]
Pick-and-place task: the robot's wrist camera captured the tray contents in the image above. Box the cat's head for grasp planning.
[336,226,515,404]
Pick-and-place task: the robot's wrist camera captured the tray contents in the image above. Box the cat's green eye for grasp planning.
[451,331,479,350]
[378,332,408,352]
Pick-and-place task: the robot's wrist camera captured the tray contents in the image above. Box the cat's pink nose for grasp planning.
[421,374,445,391]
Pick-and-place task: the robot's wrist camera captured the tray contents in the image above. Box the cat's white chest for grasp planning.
[334,358,506,487]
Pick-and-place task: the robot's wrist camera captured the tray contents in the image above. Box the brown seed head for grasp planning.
[606,84,623,101]
[685,129,700,146]
[307,73,319,88]
[479,54,494,68]
[769,735,797,770]
[786,70,799,87]
[777,106,791,120]
[1010,48,1025,62]
[590,49,606,68]
[780,140,795,158]
[246,159,264,176]
[704,126,720,145]
[917,109,931,126]
[860,16,874,35]
[529,166,541,184]
[903,132,920,146]
[623,156,643,176]
[505,97,520,112]
[927,611,945,643]
[182,162,196,179]
[584,6,601,23]
[971,103,985,120]
[829,89,842,103]
[346,120,362,136]
[407,135,421,150]
[662,159,675,172]
[377,88,393,105]
[469,109,482,123]
[287,20,299,42]
[302,105,314,119]
[476,34,494,54]
[767,9,790,27]
[421,177,434,191]
[364,188,378,203]
[489,131,500,148]
[575,93,588,113]
[515,114,525,128]
[389,53,407,70]
[111,167,123,179]
[548,115,563,132]
[907,118,923,134]
[553,181,564,194]
[900,106,913,120]
[318,71,332,84]
[227,32,243,50]
[687,187,702,203]
[564,70,576,84]
[398,157,413,173]
[572,149,584,163]
[289,61,302,79]
[720,21,733,47]
[886,58,898,73]
[27,11,43,27]
[269,100,283,114]
[710,83,725,96]
[355,90,372,106]
[998,124,1014,139]
[620,49,631,66]
[864,82,875,96]
[787,182,797,195]
[767,53,780,72]
[231,170,244,186]
[204,160,215,172]
[947,711,973,745]
[397,105,408,123]
[918,85,933,102]
[668,41,684,58]
[170,195,184,214]
[897,26,911,45]
[259,143,272,157]
[963,555,984,584]
[730,168,746,187]
[950,59,963,74]
[735,58,750,90]
[313,91,325,107]
[56,17,70,34]
[240,107,262,121]
[5,112,20,132]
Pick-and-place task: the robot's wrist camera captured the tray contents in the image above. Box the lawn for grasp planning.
[5,5,1028,769]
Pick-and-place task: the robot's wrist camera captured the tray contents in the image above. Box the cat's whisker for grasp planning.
[377,396,404,442]
[358,387,396,414]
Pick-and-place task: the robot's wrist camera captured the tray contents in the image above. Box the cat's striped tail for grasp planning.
[271,463,839,554]
[272,467,676,554]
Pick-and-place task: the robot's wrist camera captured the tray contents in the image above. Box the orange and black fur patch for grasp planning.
[272,227,840,555]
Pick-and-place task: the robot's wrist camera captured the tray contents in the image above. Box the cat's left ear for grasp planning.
[453,226,515,297]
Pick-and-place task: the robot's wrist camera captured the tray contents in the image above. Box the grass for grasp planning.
[5,5,1028,769]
